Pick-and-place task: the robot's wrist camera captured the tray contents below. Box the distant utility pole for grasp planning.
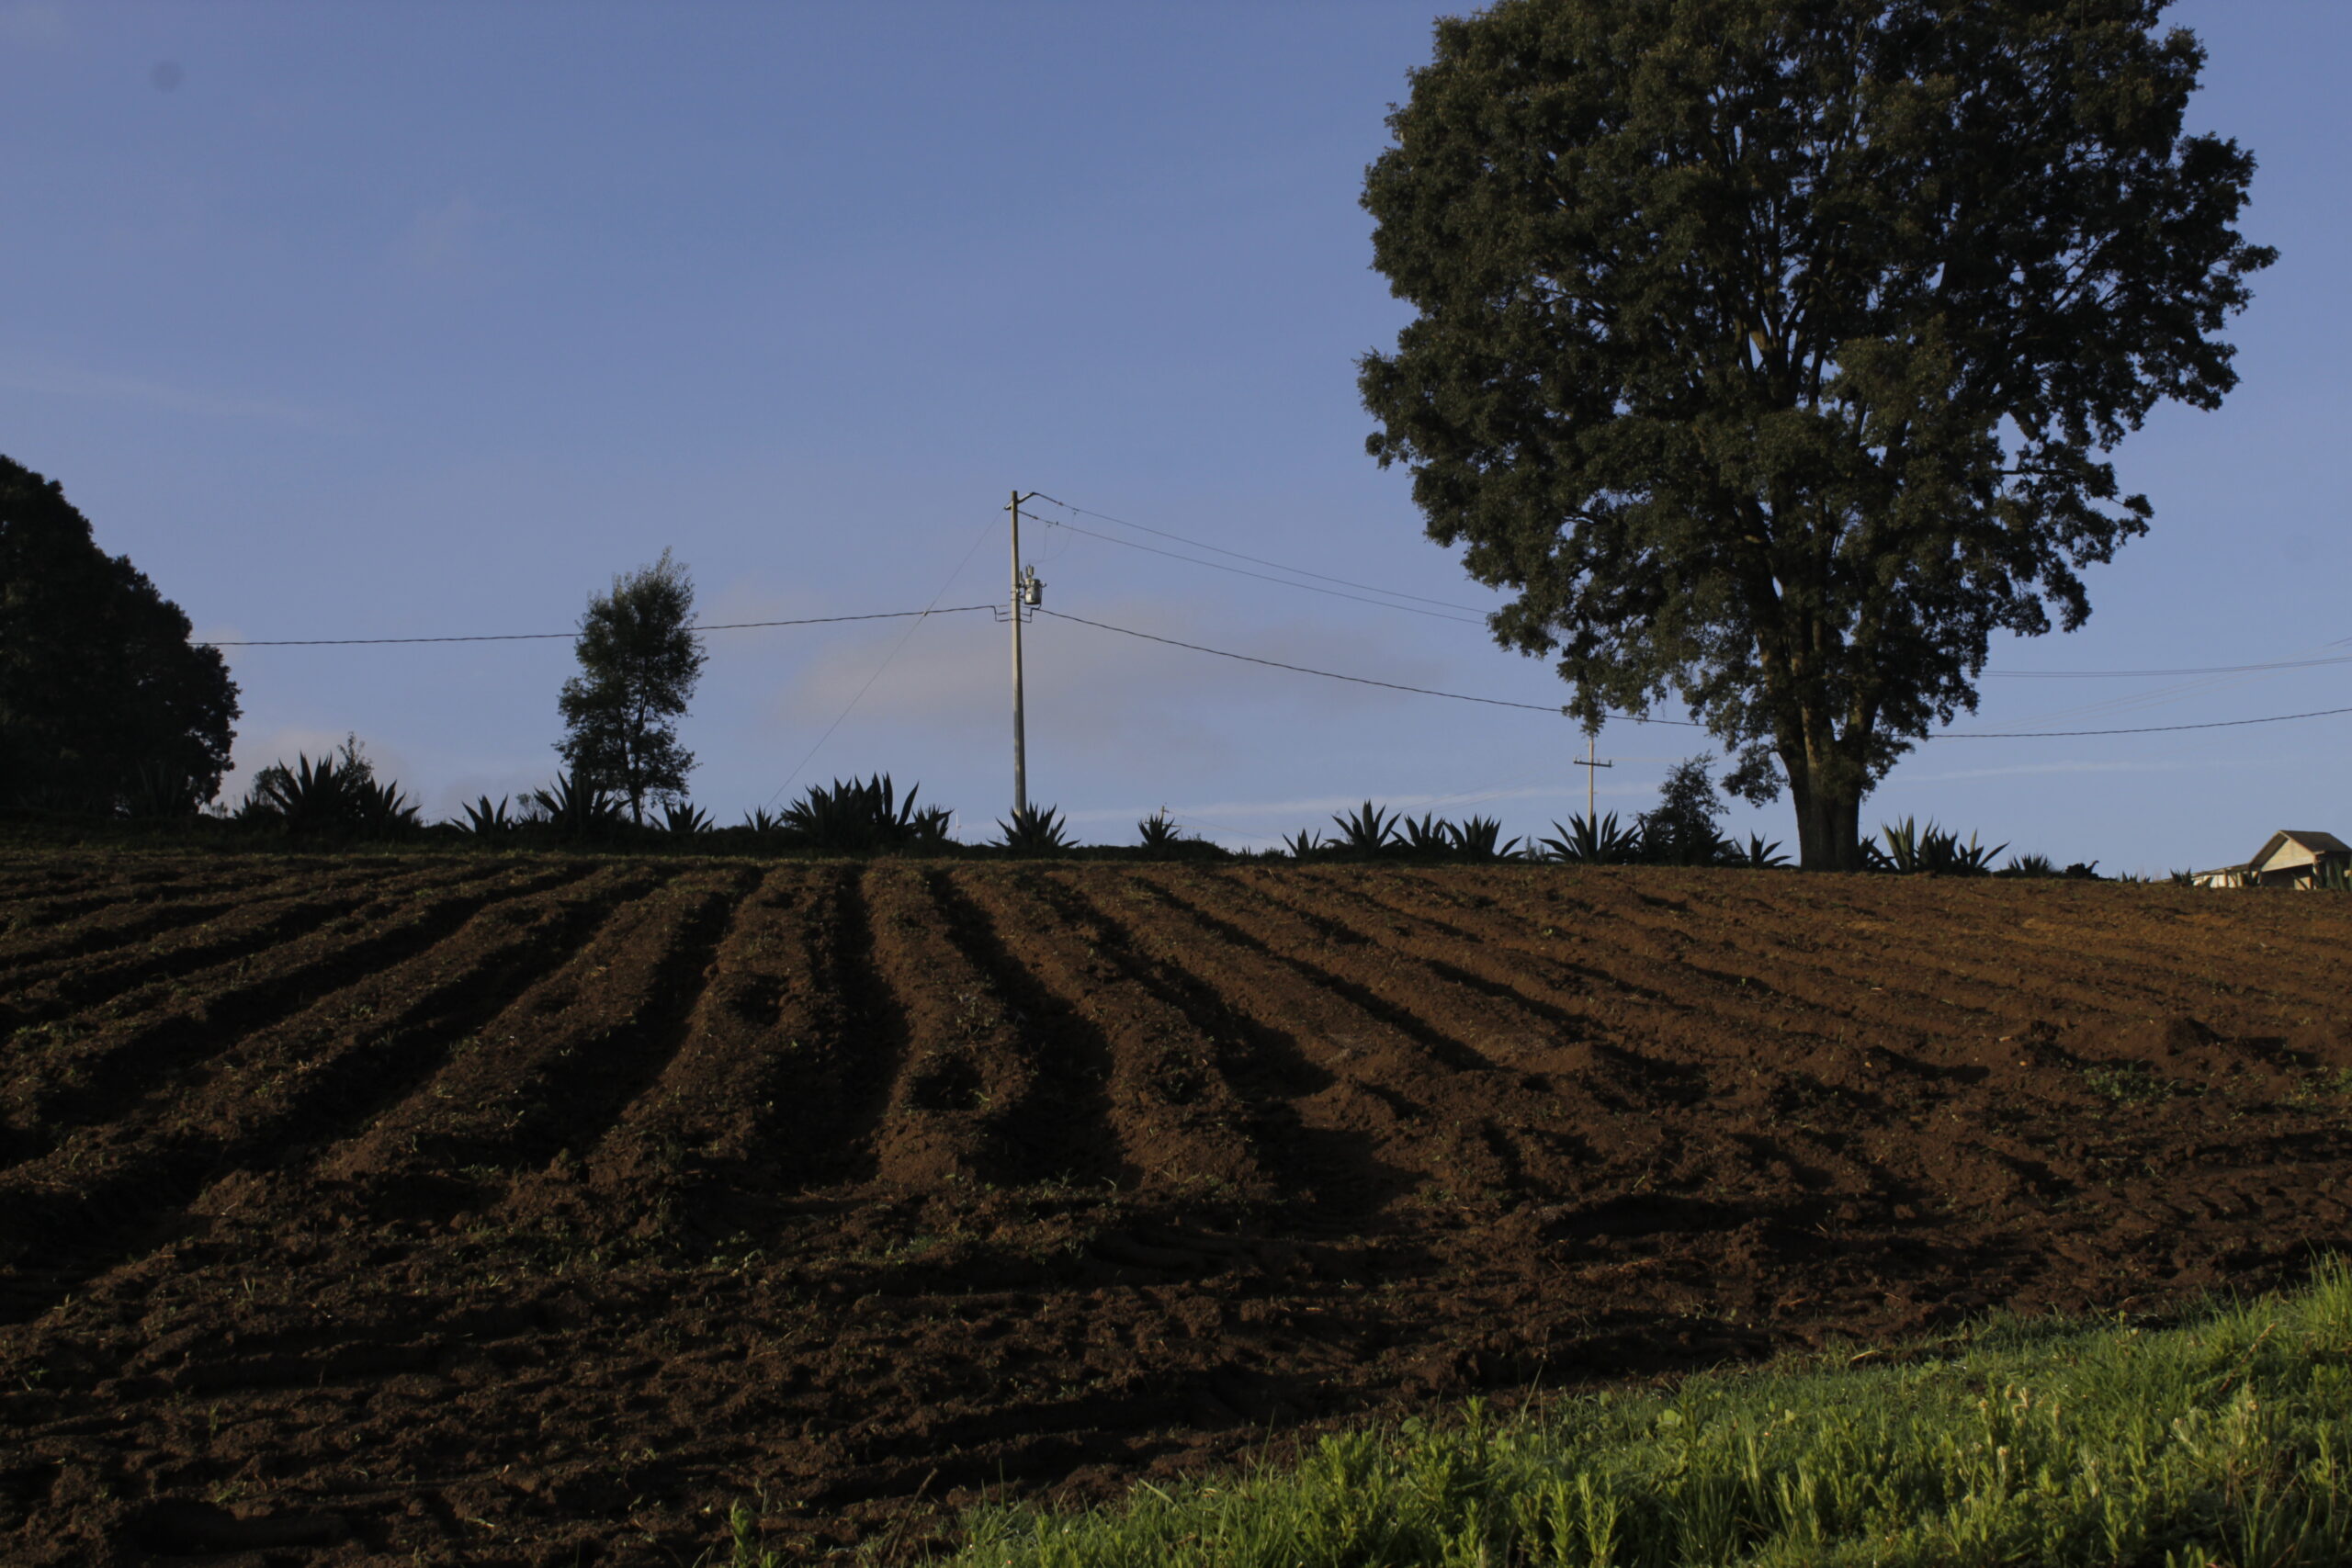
[1008,490,1043,817]
[1565,713,1612,822]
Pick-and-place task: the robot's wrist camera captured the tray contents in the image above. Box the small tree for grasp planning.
[556,549,705,825]
[1639,755,1728,866]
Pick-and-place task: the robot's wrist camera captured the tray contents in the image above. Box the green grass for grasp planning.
[871,1268,2352,1568]
[2083,1063,2183,1106]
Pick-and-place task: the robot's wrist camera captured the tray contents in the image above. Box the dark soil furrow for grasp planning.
[578,864,863,1205]
[854,863,1051,1187]
[0,863,635,1321]
[1035,868,1348,1206]
[1106,871,1510,1208]
[914,867,1129,1189]
[1408,869,2067,1068]
[950,868,1266,1198]
[0,863,490,1035]
[0,863,573,1172]
[1423,869,1984,1053]
[1445,870,2321,1090]
[317,865,750,1193]
[1261,870,1695,1062]
[0,866,336,982]
[1132,867,1510,1077]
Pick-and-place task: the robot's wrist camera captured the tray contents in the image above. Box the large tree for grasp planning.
[1360,0,2270,869]
[556,548,705,824]
[0,456,240,815]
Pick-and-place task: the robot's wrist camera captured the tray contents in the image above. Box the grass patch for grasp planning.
[904,1268,2352,1568]
[2083,1063,2181,1106]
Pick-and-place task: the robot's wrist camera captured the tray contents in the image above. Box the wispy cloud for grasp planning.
[0,360,323,425]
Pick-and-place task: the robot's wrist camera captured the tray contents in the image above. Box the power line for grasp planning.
[1937,705,2352,738]
[764,518,1007,808]
[200,605,1000,648]
[1039,607,2352,741]
[1035,607,1704,725]
[1039,516,1488,624]
[1987,653,2352,679]
[191,578,2350,741]
[1028,492,1490,613]
[1031,490,2352,682]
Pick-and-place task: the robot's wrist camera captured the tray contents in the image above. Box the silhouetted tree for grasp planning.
[0,456,239,814]
[556,549,704,825]
[1361,0,2272,869]
[1639,756,1729,866]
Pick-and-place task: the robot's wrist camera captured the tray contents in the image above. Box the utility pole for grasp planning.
[1008,490,1041,817]
[1565,713,1612,822]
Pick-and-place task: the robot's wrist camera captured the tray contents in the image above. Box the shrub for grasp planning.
[1636,756,1729,866]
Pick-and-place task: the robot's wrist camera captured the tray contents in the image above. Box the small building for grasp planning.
[2193,829,2351,889]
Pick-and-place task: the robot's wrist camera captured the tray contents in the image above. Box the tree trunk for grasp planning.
[1789,771,1865,872]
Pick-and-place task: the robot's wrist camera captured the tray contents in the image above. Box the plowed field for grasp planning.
[4,855,2351,1564]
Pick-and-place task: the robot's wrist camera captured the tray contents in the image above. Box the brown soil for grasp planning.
[4,855,2351,1565]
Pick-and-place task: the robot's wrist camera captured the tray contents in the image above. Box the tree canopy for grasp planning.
[0,456,240,815]
[1360,0,2271,868]
[556,549,705,824]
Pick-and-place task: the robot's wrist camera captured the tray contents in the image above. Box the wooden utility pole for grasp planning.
[1566,716,1611,822]
[1008,490,1038,817]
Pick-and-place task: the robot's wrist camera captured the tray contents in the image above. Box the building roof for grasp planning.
[2249,829,2352,870]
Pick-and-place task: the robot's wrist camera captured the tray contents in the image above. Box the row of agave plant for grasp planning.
[1277,806,2114,876]
[1280,802,1792,867]
[229,746,1123,857]
[223,743,2114,876]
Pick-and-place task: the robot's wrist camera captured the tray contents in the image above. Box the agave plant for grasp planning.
[529,769,627,840]
[995,803,1074,856]
[1136,809,1190,852]
[1539,812,1644,865]
[2000,852,2059,878]
[1281,828,1326,861]
[1399,813,1455,858]
[1447,815,1523,863]
[1329,801,1403,858]
[1738,833,1791,869]
[780,774,952,852]
[661,800,714,836]
[127,760,207,819]
[1866,817,1924,874]
[1870,818,2007,875]
[239,738,419,840]
[453,795,516,836]
[741,806,785,835]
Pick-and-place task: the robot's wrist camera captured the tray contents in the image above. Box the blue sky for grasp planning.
[3,0,2342,872]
